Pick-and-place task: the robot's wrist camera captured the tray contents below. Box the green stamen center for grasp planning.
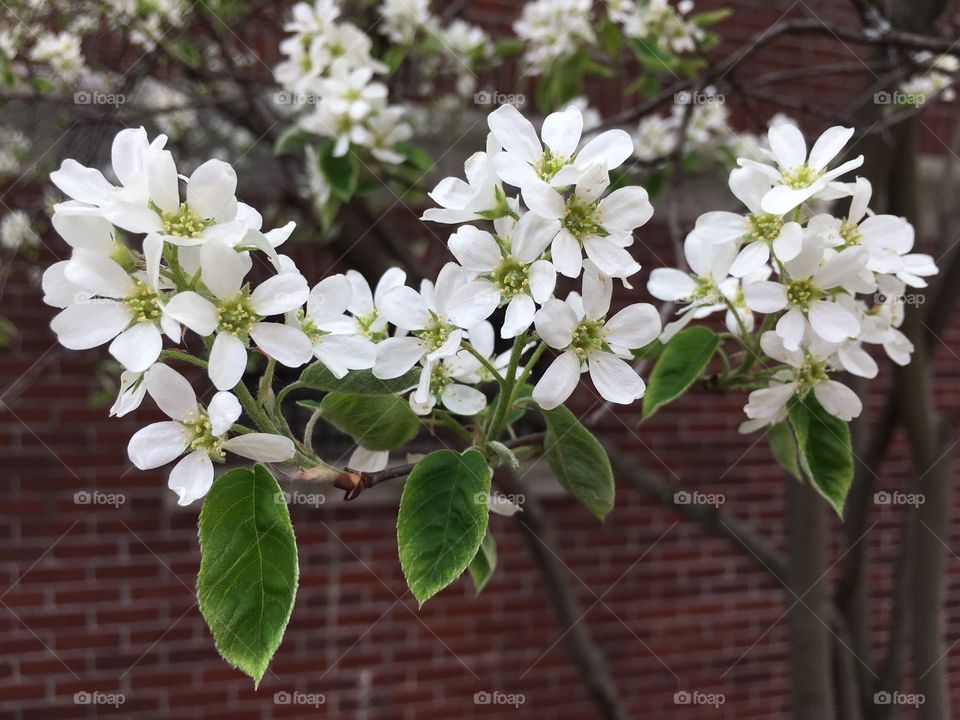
[417,314,452,352]
[786,278,820,310]
[570,318,605,360]
[491,257,529,297]
[796,356,828,389]
[562,196,606,241]
[781,165,822,190]
[160,203,212,239]
[691,274,718,302]
[839,220,862,246]
[125,281,162,323]
[181,409,225,460]
[217,294,257,335]
[746,213,784,244]
[535,148,569,182]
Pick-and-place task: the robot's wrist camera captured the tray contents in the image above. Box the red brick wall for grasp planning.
[3,1,960,718]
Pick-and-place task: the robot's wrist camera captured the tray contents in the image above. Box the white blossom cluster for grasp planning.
[897,52,959,107]
[647,123,938,430]
[275,0,412,162]
[607,0,705,54]
[41,107,664,504]
[513,0,596,73]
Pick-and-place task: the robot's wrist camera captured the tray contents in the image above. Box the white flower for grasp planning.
[445,212,559,336]
[318,59,388,122]
[488,104,633,197]
[743,241,868,351]
[0,210,37,250]
[373,263,471,403]
[647,232,737,341]
[514,0,595,73]
[368,106,413,164]
[690,165,803,278]
[739,124,864,214]
[338,267,407,341]
[128,364,294,505]
[50,128,241,245]
[29,32,85,83]
[421,133,506,224]
[379,0,434,44]
[163,239,311,390]
[524,163,651,281]
[51,240,181,372]
[110,369,147,418]
[532,265,661,409]
[289,274,378,378]
[741,331,862,431]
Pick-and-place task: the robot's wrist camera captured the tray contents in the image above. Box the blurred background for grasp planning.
[1,0,959,718]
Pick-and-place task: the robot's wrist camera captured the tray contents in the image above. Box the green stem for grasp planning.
[486,335,525,441]
[462,343,504,384]
[233,380,281,436]
[515,342,546,388]
[303,409,322,453]
[160,349,208,369]
[258,358,276,406]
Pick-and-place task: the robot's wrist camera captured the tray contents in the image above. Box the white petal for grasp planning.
[744,383,795,419]
[808,300,860,342]
[167,450,214,506]
[743,281,788,313]
[348,446,389,472]
[187,159,237,220]
[128,421,190,470]
[51,301,130,349]
[813,246,868,289]
[109,322,162,372]
[542,106,583,158]
[50,159,117,205]
[51,212,114,252]
[205,391,241,435]
[200,239,247,300]
[588,351,645,404]
[534,299,578,349]
[838,344,878,379]
[776,308,806,351]
[551,230,582,278]
[64,249,134,298]
[772,221,803,262]
[760,183,823,215]
[583,237,640,279]
[528,259,556,303]
[604,304,661,349]
[582,262,613,319]
[251,272,309,316]
[729,242,770,278]
[146,363,196,420]
[532,350,582,410]
[379,286,429,330]
[502,294,536,338]
[448,226,501,271]
[373,336,425,379]
[441,383,487,416]
[813,380,862,421]
[309,274,353,322]
[163,291,218,336]
[315,334,377,371]
[209,332,248,390]
[691,211,747,244]
[598,186,653,231]
[447,280,500,328]
[487,104,541,163]
[512,213,559,263]
[522,180,566,220]
[223,433,295,461]
[111,127,149,186]
[647,268,695,301]
[768,123,807,168]
[250,322,313,367]
[808,126,853,170]
[575,129,633,171]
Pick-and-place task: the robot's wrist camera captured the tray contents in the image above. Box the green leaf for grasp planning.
[397,449,490,605]
[788,395,853,517]
[541,406,614,519]
[197,465,298,686]
[642,327,719,419]
[274,127,311,156]
[320,392,420,451]
[394,141,432,171]
[300,364,420,394]
[767,421,801,481]
[318,141,358,200]
[692,8,732,26]
[383,44,408,72]
[468,531,497,595]
[632,338,664,361]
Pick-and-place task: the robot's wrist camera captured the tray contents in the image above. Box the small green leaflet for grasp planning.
[767,421,801,481]
[320,391,420,451]
[643,327,719,419]
[541,406,614,520]
[468,531,497,595]
[197,465,298,686]
[299,364,419,395]
[318,141,358,200]
[788,394,854,517]
[397,449,490,605]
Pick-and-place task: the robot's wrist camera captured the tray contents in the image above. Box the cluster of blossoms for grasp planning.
[103,0,190,50]
[895,52,959,108]
[607,0,704,54]
[648,123,938,430]
[513,0,596,73]
[275,0,411,163]
[633,88,768,165]
[41,106,663,506]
